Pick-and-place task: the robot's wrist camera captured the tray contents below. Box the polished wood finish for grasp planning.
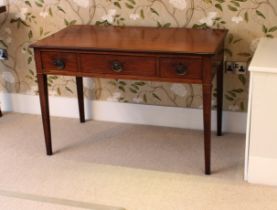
[80,53,157,77]
[159,56,202,80]
[76,77,85,123]
[35,49,52,155]
[37,50,206,84]
[217,56,224,136]
[31,25,227,175]
[202,56,213,175]
[31,25,226,55]
[37,74,52,155]
[41,51,78,73]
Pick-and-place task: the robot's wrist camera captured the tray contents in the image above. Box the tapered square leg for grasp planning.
[217,61,224,136]
[37,74,52,155]
[202,56,214,175]
[203,84,212,175]
[76,77,85,123]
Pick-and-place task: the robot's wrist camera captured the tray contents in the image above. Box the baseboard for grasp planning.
[0,92,247,133]
[247,156,277,186]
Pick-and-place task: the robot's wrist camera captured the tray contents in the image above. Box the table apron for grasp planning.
[37,50,211,84]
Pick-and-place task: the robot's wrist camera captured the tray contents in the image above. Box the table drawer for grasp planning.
[80,54,157,77]
[41,51,78,73]
[159,56,202,80]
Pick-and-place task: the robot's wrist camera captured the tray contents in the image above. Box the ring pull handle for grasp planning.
[175,63,188,76]
[111,61,123,73]
[53,59,65,70]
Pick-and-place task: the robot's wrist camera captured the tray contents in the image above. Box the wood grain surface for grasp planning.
[31,25,227,55]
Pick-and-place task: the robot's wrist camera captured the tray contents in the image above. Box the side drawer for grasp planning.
[41,51,78,73]
[159,56,202,80]
[80,54,157,77]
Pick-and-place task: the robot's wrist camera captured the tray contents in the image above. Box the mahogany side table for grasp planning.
[31,25,227,174]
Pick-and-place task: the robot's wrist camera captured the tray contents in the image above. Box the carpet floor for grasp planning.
[0,113,277,210]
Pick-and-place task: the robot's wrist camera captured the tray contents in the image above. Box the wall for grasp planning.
[0,0,277,112]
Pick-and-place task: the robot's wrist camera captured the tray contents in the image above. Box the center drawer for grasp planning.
[80,54,157,77]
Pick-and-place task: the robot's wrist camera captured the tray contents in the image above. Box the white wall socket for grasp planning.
[225,61,248,74]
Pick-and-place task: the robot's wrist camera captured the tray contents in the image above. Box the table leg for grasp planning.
[217,61,224,136]
[0,107,2,117]
[37,74,53,155]
[203,84,212,175]
[76,77,85,123]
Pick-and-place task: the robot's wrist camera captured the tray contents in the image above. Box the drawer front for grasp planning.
[80,54,157,77]
[41,51,78,73]
[159,57,202,80]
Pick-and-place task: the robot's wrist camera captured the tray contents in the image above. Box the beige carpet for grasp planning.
[0,113,277,210]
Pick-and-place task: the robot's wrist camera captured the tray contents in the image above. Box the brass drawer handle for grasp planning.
[53,59,65,70]
[111,60,123,73]
[175,63,188,76]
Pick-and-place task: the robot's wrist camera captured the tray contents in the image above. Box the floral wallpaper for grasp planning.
[0,0,277,112]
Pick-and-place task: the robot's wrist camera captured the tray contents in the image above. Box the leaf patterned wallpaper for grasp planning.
[0,0,277,112]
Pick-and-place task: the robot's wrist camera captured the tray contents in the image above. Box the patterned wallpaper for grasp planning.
[0,0,277,112]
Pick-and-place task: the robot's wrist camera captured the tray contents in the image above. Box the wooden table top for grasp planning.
[31,25,227,55]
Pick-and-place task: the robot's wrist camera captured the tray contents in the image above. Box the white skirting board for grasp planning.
[0,92,247,133]
[247,156,277,186]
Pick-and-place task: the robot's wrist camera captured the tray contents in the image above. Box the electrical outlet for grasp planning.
[0,48,8,60]
[225,61,247,74]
